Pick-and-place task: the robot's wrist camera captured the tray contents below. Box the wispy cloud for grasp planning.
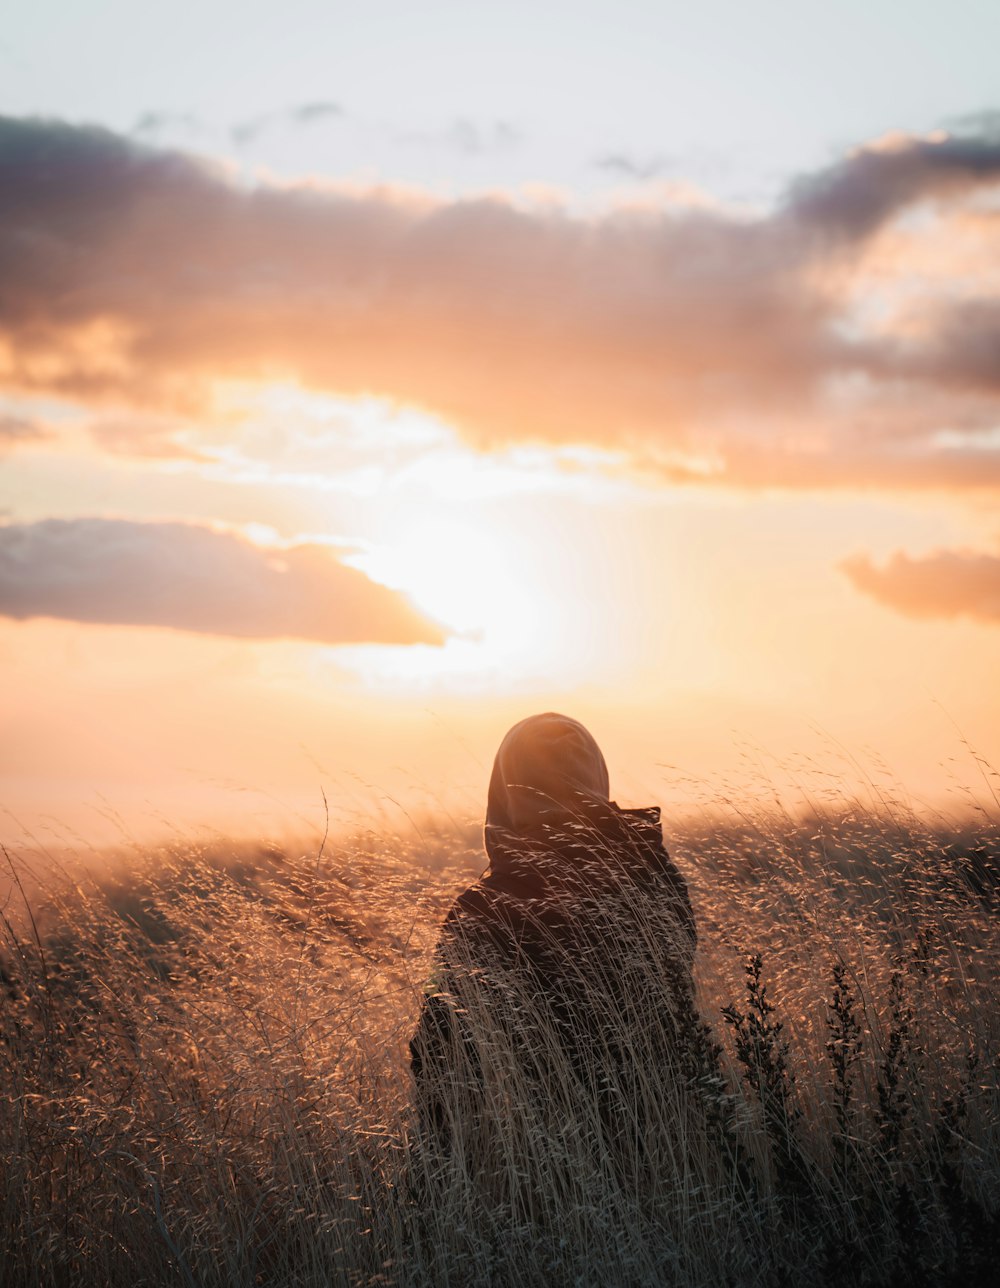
[397,117,521,155]
[0,414,48,449]
[1,115,999,490]
[133,110,205,138]
[290,102,343,126]
[842,547,1000,623]
[943,108,1000,141]
[231,101,342,145]
[86,415,208,461]
[0,518,444,644]
[594,152,672,181]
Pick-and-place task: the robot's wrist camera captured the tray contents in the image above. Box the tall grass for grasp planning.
[1,785,998,1285]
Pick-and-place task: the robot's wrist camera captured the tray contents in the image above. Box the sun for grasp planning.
[396,520,529,631]
[340,514,553,685]
[360,516,538,638]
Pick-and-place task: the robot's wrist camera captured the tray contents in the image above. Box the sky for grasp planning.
[2,1,999,845]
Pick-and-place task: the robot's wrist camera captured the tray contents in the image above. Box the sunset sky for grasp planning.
[3,1,999,845]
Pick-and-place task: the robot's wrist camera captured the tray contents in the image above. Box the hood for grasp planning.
[485,712,611,835]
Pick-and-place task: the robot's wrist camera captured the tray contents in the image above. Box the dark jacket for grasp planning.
[409,800,697,1154]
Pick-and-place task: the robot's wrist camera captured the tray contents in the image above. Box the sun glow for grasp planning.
[341,515,554,685]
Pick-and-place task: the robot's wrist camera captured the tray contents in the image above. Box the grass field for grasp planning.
[1,774,998,1286]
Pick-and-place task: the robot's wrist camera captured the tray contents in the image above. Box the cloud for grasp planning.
[86,415,208,461]
[943,109,1000,142]
[396,118,521,154]
[231,101,342,145]
[842,548,1000,622]
[0,518,444,644]
[0,414,47,448]
[230,113,277,146]
[595,153,672,181]
[0,115,998,489]
[785,131,1000,242]
[289,101,343,126]
[133,111,205,138]
[899,298,1000,394]
[443,119,520,155]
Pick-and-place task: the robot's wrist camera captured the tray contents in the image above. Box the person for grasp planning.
[409,712,703,1175]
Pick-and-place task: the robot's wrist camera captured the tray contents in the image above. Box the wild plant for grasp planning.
[875,965,914,1163]
[825,959,863,1197]
[0,784,997,1286]
[721,952,814,1220]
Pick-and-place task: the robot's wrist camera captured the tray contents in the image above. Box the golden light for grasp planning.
[340,512,557,687]
[386,518,529,632]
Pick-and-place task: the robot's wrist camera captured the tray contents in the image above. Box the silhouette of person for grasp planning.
[410,712,701,1169]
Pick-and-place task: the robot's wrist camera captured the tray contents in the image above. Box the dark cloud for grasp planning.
[595,153,672,181]
[900,298,1000,394]
[842,548,1000,623]
[0,114,998,489]
[785,132,1000,242]
[0,518,444,645]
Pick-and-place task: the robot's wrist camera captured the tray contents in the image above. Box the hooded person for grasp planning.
[409,713,702,1169]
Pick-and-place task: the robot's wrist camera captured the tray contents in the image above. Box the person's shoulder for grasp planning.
[614,804,663,850]
[606,803,670,872]
[443,874,526,937]
[446,879,492,921]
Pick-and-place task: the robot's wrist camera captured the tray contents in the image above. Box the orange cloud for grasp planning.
[842,548,1000,623]
[86,413,209,461]
[0,518,444,645]
[1,116,999,489]
[0,413,47,449]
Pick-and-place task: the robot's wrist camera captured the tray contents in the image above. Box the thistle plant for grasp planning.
[825,958,863,1193]
[721,953,814,1219]
[875,966,913,1163]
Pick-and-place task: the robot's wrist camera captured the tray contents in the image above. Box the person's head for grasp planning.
[486,712,610,834]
